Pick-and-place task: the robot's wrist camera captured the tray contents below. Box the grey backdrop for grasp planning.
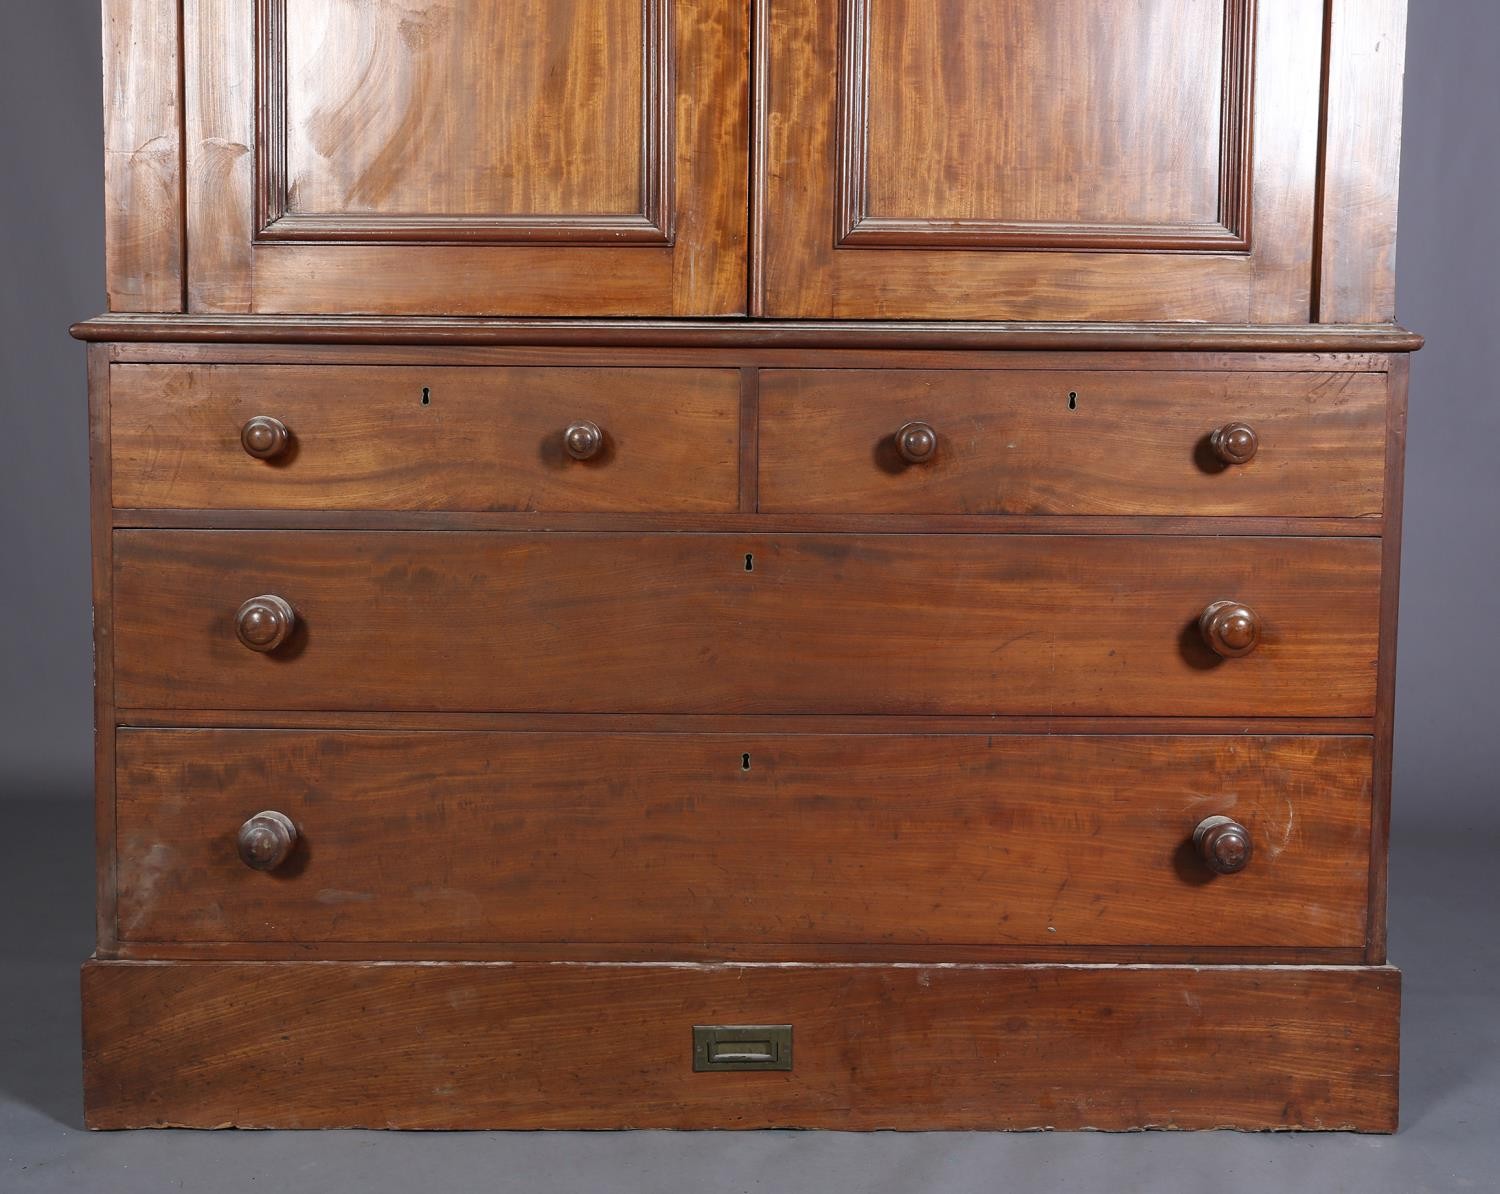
[2,2,1496,1191]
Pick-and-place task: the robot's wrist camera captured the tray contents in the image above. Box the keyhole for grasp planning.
[421,387,431,406]
[1068,391,1078,411]
[741,753,752,771]
[745,553,754,572]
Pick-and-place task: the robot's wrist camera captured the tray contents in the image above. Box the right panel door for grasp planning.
[760,0,1322,321]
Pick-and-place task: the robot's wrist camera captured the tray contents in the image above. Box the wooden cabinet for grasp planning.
[80,0,1418,1133]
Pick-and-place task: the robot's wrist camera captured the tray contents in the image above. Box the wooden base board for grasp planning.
[82,961,1399,1131]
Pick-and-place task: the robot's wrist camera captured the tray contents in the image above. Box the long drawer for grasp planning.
[114,730,1372,948]
[109,365,742,512]
[759,369,1387,516]
[83,960,1401,1131]
[113,531,1381,716]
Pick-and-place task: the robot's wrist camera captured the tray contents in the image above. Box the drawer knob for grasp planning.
[564,420,604,461]
[895,420,938,464]
[1210,422,1259,466]
[237,810,298,872]
[241,415,291,460]
[1198,599,1261,658]
[1194,815,1253,875]
[235,594,296,653]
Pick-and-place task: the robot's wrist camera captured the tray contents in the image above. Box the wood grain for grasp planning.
[760,369,1387,516]
[71,315,1426,353]
[82,960,1401,1130]
[88,347,119,951]
[1368,357,1409,962]
[272,0,650,233]
[1317,0,1410,323]
[184,0,747,314]
[761,0,1323,320]
[849,0,1246,248]
[114,730,1372,948]
[102,0,183,311]
[111,531,1382,716]
[109,365,740,511]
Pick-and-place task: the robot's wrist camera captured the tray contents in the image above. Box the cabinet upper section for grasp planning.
[102,0,1410,323]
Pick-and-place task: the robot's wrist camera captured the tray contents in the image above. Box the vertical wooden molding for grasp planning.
[1317,0,1409,323]
[102,0,185,311]
[87,345,119,952]
[747,0,769,315]
[1367,354,1409,963]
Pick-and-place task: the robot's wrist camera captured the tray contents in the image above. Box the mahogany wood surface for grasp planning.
[111,531,1381,716]
[81,0,1420,1134]
[851,0,1246,247]
[82,960,1401,1131]
[102,0,183,312]
[760,369,1387,516]
[760,0,1323,320]
[1368,356,1410,963]
[87,347,119,952]
[270,0,654,236]
[108,511,1386,537]
[73,317,1425,353]
[114,730,1372,949]
[110,365,741,511]
[1318,0,1411,323]
[184,0,748,314]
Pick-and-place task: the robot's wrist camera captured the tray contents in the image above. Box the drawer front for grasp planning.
[113,531,1380,716]
[84,960,1401,1131]
[759,370,1387,516]
[116,731,1372,947]
[110,365,741,512]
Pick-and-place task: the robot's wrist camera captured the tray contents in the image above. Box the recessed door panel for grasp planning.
[762,0,1323,320]
[186,0,748,314]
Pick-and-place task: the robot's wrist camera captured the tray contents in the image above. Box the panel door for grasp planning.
[760,0,1324,321]
[186,0,749,315]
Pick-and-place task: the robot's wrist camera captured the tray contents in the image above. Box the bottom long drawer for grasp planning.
[115,730,1372,949]
[82,960,1401,1130]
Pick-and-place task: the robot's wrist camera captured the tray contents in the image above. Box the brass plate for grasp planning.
[692,1025,793,1072]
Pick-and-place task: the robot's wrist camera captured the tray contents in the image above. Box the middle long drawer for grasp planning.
[113,531,1380,715]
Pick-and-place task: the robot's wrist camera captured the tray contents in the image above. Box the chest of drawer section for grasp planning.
[101,351,1395,957]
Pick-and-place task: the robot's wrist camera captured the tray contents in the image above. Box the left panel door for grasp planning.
[185,0,749,315]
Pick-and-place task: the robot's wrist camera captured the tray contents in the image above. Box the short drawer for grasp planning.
[115,730,1372,948]
[759,369,1387,515]
[112,531,1381,716]
[109,364,741,512]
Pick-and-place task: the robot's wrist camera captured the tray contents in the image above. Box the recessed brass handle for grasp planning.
[236,594,296,653]
[1198,600,1261,658]
[1210,422,1258,466]
[895,421,937,464]
[564,420,604,460]
[1194,815,1253,875]
[241,415,290,460]
[237,810,298,872]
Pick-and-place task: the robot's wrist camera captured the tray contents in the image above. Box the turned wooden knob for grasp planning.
[237,810,298,871]
[1210,422,1258,466]
[241,415,290,460]
[1194,815,1253,875]
[895,421,937,464]
[1199,600,1261,658]
[235,594,296,653]
[564,420,604,460]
